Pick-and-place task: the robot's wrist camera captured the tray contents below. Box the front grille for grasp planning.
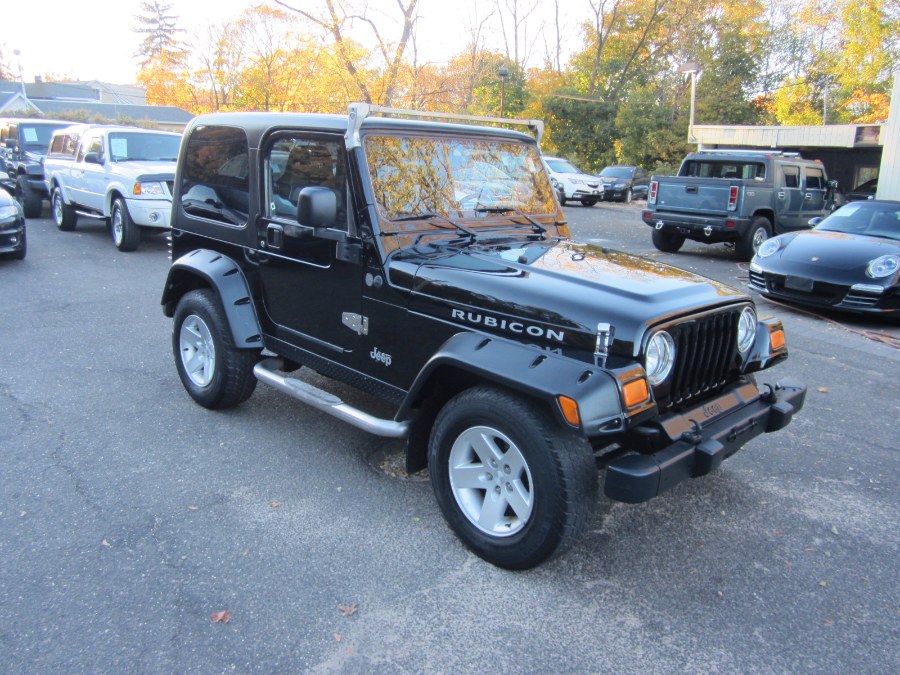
[747,269,766,291]
[842,289,880,308]
[664,311,739,409]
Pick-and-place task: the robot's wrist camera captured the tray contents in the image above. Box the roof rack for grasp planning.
[346,102,544,149]
[692,149,803,158]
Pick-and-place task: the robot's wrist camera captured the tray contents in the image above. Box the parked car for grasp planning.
[542,155,604,206]
[844,178,878,202]
[43,124,181,251]
[0,117,74,217]
[160,105,805,570]
[749,200,900,317]
[597,165,649,202]
[643,150,836,260]
[0,188,26,260]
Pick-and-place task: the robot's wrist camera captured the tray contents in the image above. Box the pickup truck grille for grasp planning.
[662,310,740,409]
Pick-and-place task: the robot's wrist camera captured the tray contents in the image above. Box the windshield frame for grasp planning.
[815,202,900,241]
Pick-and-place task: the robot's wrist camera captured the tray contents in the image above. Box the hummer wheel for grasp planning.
[736,217,772,261]
[428,386,596,569]
[651,228,685,253]
[173,289,259,409]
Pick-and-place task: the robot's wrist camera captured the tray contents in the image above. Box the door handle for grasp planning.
[266,223,284,249]
[804,193,812,201]
[777,191,786,200]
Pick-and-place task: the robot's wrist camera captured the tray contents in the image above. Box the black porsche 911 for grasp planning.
[749,200,899,317]
[0,188,26,261]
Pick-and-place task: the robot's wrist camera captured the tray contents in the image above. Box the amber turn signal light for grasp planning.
[622,378,649,408]
[557,395,581,427]
[770,329,785,351]
[132,183,142,195]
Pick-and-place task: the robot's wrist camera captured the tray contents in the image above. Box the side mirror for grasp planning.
[808,217,823,227]
[84,152,102,165]
[297,186,338,229]
[5,138,17,151]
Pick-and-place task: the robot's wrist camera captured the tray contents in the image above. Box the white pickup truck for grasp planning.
[43,125,181,251]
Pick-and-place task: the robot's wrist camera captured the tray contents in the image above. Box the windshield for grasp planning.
[599,167,633,179]
[816,202,900,241]
[364,135,558,226]
[545,158,581,174]
[107,132,181,162]
[20,123,70,150]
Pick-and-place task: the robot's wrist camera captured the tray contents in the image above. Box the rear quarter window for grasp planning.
[180,125,250,227]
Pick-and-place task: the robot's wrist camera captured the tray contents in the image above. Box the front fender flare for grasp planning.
[399,332,630,436]
[161,249,262,349]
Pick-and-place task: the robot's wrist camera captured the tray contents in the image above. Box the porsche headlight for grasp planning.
[756,237,781,258]
[866,255,900,279]
[0,204,19,220]
[737,306,758,354]
[644,331,675,385]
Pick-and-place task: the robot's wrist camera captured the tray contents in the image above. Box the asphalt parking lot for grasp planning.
[1,204,898,673]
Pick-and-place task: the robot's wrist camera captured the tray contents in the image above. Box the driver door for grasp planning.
[256,132,363,354]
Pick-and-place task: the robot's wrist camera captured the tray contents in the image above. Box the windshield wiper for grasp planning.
[472,206,547,235]
[388,213,478,240]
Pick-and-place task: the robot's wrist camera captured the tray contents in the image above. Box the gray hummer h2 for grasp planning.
[642,150,837,260]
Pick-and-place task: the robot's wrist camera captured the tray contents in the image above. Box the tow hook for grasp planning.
[680,419,703,445]
[655,221,664,229]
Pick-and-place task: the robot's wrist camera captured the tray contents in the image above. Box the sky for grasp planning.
[4,0,573,86]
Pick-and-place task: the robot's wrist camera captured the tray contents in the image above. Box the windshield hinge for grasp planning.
[594,322,614,368]
[342,312,369,336]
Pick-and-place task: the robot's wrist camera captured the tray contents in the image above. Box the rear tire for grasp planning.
[580,199,597,207]
[172,289,259,409]
[651,228,685,253]
[111,198,141,252]
[52,188,78,231]
[428,386,597,569]
[15,175,42,219]
[735,217,772,261]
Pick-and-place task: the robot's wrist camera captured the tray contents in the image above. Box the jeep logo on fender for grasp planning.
[450,309,565,343]
[370,347,392,366]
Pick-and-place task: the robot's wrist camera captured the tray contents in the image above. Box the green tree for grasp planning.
[133,1,187,68]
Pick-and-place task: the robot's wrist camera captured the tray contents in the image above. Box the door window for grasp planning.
[781,166,800,188]
[264,134,349,231]
[804,168,825,190]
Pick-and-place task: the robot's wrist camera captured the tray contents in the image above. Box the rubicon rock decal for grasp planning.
[450,309,565,343]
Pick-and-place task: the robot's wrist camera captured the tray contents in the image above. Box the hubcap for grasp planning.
[53,194,63,225]
[448,426,533,537]
[179,314,216,387]
[753,227,769,252]
[112,207,123,244]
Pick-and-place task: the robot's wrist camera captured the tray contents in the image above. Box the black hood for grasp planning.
[390,239,747,357]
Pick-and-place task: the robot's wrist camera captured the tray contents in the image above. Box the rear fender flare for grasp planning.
[161,249,263,349]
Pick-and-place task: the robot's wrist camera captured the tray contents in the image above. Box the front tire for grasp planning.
[111,198,140,252]
[16,175,42,219]
[735,217,772,261]
[172,289,259,409]
[651,228,685,253]
[52,188,78,231]
[580,199,597,207]
[622,187,633,204]
[428,386,597,569]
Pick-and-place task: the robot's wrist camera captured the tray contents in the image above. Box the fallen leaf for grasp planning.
[101,539,111,547]
[346,646,354,656]
[211,610,231,623]
[805,547,817,552]
[20,511,27,517]
[831,526,839,535]
[242,549,250,557]
[819,581,828,587]
[824,619,834,626]
[771,529,784,535]
[270,502,282,509]
[332,633,343,642]
[818,387,829,393]
[188,505,199,511]
[338,603,358,617]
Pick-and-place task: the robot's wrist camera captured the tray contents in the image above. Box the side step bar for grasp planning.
[253,358,409,439]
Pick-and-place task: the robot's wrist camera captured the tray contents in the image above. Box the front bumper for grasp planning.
[0,218,26,253]
[604,377,806,503]
[124,198,173,229]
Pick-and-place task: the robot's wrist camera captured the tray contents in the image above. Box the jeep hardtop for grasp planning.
[161,105,806,569]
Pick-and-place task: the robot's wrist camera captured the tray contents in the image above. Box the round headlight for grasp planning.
[644,331,675,385]
[866,255,900,279]
[756,237,781,258]
[737,306,758,354]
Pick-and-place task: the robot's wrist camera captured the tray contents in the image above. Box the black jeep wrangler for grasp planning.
[161,105,806,569]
